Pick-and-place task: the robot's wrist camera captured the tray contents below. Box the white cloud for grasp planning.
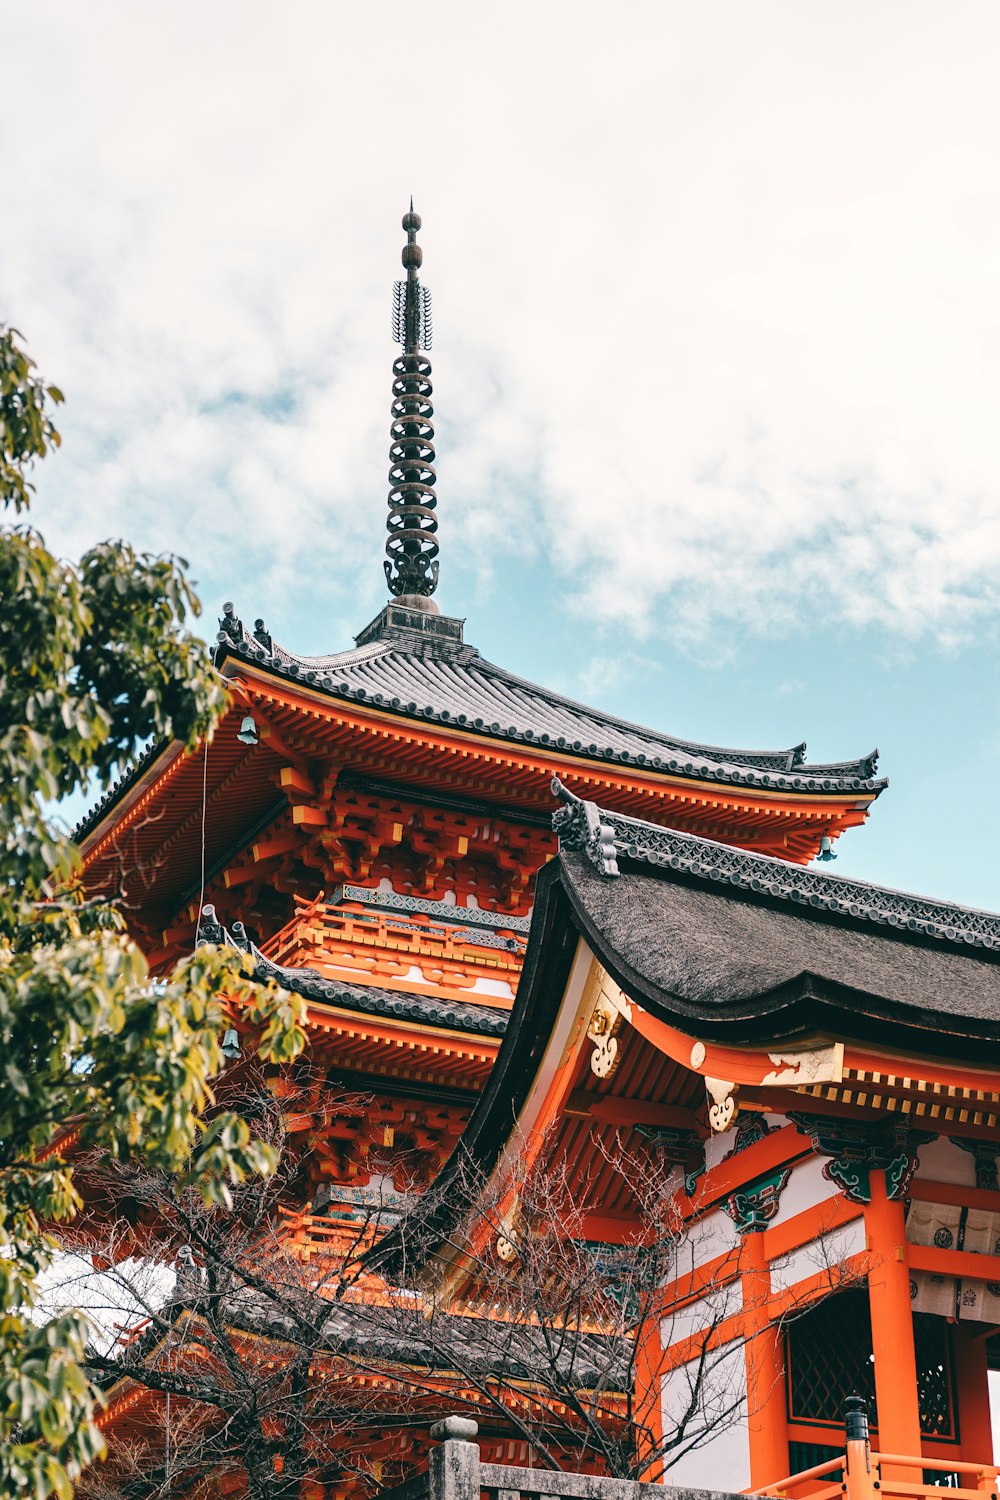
[3,1,1000,655]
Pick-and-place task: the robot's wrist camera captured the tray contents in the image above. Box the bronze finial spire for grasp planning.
[384,201,439,604]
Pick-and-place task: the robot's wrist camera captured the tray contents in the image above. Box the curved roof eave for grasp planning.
[214,623,886,797]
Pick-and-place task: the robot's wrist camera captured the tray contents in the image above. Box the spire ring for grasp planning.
[384,207,440,600]
[384,346,439,597]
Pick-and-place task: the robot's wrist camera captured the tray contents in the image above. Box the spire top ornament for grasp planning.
[385,201,439,605]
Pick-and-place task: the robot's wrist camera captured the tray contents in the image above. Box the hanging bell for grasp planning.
[816,835,837,863]
[237,713,259,745]
[221,1028,242,1061]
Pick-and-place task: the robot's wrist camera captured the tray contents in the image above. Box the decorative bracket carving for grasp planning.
[706,1077,739,1133]
[724,1111,773,1158]
[585,973,632,1079]
[790,1113,933,1204]
[634,1124,704,1174]
[760,1043,844,1089]
[724,1167,791,1233]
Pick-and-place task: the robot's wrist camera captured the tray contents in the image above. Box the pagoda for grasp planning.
[75,207,894,1490]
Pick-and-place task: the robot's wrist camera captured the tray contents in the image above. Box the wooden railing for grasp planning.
[756,1451,999,1500]
[750,1399,999,1500]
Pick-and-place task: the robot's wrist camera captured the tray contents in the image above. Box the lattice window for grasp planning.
[787,1290,876,1425]
[785,1290,956,1439]
[913,1315,954,1439]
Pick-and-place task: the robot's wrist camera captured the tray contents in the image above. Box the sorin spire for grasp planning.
[384,201,439,603]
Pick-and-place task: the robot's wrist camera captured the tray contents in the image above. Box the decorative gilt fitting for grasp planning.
[705,1077,739,1133]
[495,1208,520,1263]
[586,973,632,1079]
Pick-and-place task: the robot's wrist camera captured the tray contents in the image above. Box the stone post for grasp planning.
[428,1417,480,1500]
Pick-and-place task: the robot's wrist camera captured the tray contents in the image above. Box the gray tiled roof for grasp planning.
[215,604,884,795]
[552,780,1000,953]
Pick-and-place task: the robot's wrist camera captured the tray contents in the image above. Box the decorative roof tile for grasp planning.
[552,778,1000,954]
[213,603,884,794]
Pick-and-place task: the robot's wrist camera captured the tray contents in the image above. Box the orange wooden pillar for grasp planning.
[863,1170,921,1463]
[740,1233,789,1488]
[633,1314,666,1481]
[954,1324,993,1462]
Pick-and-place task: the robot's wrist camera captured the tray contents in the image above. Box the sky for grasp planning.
[3,1,1000,1451]
[3,2,1000,910]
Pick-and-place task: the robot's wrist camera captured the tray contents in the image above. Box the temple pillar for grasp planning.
[740,1233,789,1488]
[863,1169,921,1463]
[954,1324,993,1462]
[632,1317,665,1479]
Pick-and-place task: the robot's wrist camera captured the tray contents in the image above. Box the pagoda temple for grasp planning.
[71,206,989,1497]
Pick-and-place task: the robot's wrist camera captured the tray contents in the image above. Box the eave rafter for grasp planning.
[78,662,878,935]
[227,669,876,853]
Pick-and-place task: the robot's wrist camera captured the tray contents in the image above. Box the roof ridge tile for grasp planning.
[551,778,1000,954]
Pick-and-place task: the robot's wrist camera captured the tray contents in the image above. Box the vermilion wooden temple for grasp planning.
[74,208,999,1496]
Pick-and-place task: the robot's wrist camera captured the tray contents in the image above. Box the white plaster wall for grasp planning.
[660,1342,750,1491]
[914,1134,977,1186]
[468,976,515,997]
[769,1218,866,1295]
[766,1154,836,1230]
[661,1280,742,1355]
[704,1131,734,1172]
[677,1207,737,1271]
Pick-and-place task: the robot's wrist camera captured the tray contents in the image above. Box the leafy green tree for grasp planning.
[0,325,306,1499]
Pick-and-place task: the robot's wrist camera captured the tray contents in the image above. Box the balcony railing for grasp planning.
[750,1398,999,1500]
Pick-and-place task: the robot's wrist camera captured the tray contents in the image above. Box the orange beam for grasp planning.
[252,830,304,862]
[677,1124,811,1216]
[565,1090,700,1133]
[908,1244,1000,1282]
[659,1193,863,1320]
[659,1252,870,1373]
[842,1049,1000,1096]
[285,1003,501,1062]
[578,1211,656,1245]
[763,1191,863,1260]
[292,804,328,828]
[279,764,317,799]
[908,1179,1000,1213]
